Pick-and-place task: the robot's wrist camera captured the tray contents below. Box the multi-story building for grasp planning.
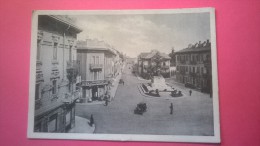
[175,40,212,93]
[77,39,117,102]
[138,50,171,79]
[34,15,82,132]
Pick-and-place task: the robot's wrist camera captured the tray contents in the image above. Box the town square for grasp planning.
[29,9,218,141]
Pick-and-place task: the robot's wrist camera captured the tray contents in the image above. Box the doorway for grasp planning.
[92,86,98,100]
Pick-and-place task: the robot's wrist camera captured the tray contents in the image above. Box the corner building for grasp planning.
[34,15,82,132]
[77,40,117,102]
[175,40,212,93]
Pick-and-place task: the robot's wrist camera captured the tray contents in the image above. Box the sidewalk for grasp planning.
[68,116,95,133]
[109,64,125,101]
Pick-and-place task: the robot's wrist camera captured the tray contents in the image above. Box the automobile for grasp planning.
[185,82,195,89]
[134,102,147,115]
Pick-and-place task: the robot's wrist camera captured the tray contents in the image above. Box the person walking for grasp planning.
[170,103,173,115]
[105,97,109,106]
[189,90,192,96]
[89,114,94,127]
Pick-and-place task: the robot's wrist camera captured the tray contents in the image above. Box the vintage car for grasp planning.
[134,102,147,115]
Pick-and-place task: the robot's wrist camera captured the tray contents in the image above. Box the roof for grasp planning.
[176,41,211,54]
[77,40,116,55]
[138,52,149,58]
[139,50,170,59]
[49,15,82,33]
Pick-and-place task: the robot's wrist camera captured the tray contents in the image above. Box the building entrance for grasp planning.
[92,86,98,100]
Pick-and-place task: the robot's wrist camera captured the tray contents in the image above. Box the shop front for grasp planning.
[81,80,109,102]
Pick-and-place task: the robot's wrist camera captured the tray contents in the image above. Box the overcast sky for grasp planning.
[73,12,210,57]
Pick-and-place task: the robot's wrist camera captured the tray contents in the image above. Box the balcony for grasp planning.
[90,64,103,71]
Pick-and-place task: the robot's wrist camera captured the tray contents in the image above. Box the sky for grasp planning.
[73,12,211,58]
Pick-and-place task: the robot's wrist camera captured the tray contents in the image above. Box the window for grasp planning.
[52,80,57,94]
[53,42,58,60]
[37,40,41,60]
[197,67,200,73]
[92,56,95,64]
[94,72,98,80]
[193,67,195,73]
[69,46,72,61]
[35,83,40,100]
[96,56,99,64]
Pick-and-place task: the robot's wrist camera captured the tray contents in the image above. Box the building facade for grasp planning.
[34,15,82,132]
[175,40,212,93]
[138,50,171,79]
[77,40,117,102]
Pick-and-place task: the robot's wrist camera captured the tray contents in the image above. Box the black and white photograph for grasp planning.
[28,8,220,143]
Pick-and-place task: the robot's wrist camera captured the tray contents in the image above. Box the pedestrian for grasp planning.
[122,80,124,85]
[189,90,192,96]
[89,114,94,127]
[105,98,109,106]
[170,103,173,115]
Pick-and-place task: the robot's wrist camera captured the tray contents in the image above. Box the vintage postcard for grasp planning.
[28,8,220,143]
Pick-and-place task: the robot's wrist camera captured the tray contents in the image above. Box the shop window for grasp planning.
[66,111,71,126]
[48,114,57,132]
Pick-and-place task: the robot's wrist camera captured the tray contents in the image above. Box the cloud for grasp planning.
[74,13,210,57]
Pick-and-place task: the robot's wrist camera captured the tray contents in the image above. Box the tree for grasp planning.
[150,52,163,76]
[169,47,176,66]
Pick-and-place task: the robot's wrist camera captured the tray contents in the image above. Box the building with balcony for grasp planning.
[34,15,82,132]
[137,50,171,79]
[77,39,117,102]
[175,40,212,93]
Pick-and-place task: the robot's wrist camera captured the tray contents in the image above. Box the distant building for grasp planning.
[137,50,171,79]
[77,39,117,102]
[175,40,212,93]
[34,15,82,132]
[125,57,137,65]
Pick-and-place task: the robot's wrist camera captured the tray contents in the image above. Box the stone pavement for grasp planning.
[109,65,124,101]
[68,116,95,133]
[75,63,214,135]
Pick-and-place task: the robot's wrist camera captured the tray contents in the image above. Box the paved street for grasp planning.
[75,63,214,136]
